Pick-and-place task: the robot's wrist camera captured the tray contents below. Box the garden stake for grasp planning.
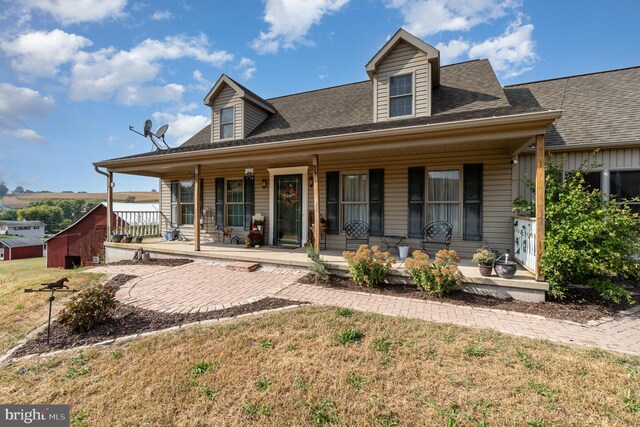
[24,283,78,346]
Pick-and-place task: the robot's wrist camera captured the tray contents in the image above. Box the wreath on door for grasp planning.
[281,184,298,207]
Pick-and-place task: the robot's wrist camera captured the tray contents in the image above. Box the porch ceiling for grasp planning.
[98,110,559,177]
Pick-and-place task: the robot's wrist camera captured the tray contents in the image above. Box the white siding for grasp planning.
[375,40,431,122]
[244,101,269,137]
[211,85,242,142]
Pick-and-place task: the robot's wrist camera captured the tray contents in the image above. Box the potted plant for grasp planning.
[122,235,133,243]
[252,212,265,231]
[494,252,518,279]
[472,247,495,277]
[111,234,123,243]
[247,231,263,247]
[132,236,143,244]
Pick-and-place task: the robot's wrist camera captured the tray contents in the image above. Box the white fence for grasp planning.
[113,211,161,237]
[513,216,536,273]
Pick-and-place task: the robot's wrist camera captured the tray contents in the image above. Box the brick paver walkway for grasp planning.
[91,263,640,356]
[113,261,304,313]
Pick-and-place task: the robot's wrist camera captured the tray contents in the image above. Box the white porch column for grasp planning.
[194,165,201,252]
[535,134,545,281]
[312,155,320,253]
[107,171,113,238]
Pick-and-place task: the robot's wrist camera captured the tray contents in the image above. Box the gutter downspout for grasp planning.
[94,166,113,239]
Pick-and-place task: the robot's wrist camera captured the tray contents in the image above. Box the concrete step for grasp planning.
[225,262,261,272]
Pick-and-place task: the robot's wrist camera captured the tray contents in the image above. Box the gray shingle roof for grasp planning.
[505,66,640,148]
[0,220,44,227]
[0,237,44,248]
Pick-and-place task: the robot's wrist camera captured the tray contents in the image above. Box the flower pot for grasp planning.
[132,236,143,244]
[111,234,123,243]
[478,264,493,277]
[122,235,132,243]
[398,245,410,260]
[494,261,517,279]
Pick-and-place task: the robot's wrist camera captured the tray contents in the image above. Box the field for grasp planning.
[2,305,639,426]
[0,258,104,354]
[2,192,159,209]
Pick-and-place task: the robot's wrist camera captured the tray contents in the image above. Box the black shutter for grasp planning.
[326,171,339,234]
[215,178,224,228]
[463,163,483,241]
[199,179,204,229]
[244,176,254,230]
[170,180,179,227]
[407,167,425,238]
[369,169,384,236]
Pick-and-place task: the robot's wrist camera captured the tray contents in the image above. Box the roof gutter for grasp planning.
[95,109,562,168]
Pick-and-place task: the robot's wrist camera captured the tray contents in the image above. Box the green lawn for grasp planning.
[0,258,103,354]
[1,306,638,426]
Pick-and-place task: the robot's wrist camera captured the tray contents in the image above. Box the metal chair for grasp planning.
[420,221,453,255]
[344,220,370,250]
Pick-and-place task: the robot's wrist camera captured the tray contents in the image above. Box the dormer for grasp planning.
[366,28,440,122]
[204,74,275,142]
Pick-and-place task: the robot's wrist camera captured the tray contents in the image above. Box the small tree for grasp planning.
[0,183,8,197]
[516,154,640,302]
[305,244,328,283]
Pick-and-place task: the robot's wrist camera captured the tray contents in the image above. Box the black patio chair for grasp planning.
[344,220,370,250]
[420,221,453,255]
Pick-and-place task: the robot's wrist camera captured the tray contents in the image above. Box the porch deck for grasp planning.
[104,239,548,302]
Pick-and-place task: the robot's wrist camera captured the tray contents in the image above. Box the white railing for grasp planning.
[513,216,536,273]
[113,210,161,237]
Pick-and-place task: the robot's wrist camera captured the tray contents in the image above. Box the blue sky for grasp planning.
[0,0,638,193]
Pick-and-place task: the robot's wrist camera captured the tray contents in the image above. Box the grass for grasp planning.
[0,258,103,354]
[1,306,639,426]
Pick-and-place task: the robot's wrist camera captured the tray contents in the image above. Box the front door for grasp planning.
[274,174,302,246]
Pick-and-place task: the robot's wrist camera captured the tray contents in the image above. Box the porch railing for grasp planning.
[113,210,161,237]
[513,215,536,273]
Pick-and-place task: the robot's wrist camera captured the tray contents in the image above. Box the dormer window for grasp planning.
[389,73,413,117]
[220,107,234,140]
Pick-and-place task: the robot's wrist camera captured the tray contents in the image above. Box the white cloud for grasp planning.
[70,34,233,103]
[116,83,184,106]
[23,0,127,25]
[435,38,471,64]
[1,29,92,78]
[467,18,535,78]
[151,10,172,21]
[236,57,256,80]
[251,0,350,54]
[151,111,209,146]
[0,83,53,143]
[388,0,517,37]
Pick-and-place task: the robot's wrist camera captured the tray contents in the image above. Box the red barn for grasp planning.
[45,203,113,269]
[0,237,44,261]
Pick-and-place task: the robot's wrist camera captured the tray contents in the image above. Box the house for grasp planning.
[45,202,159,269]
[0,220,45,238]
[93,28,639,282]
[0,237,44,261]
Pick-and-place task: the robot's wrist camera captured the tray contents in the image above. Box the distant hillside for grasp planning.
[1,192,159,209]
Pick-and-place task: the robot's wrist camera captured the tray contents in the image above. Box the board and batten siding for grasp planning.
[375,40,431,122]
[211,85,243,142]
[514,147,640,201]
[244,101,269,137]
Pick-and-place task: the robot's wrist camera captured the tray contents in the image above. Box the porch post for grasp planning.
[535,134,545,281]
[194,164,201,252]
[312,155,321,253]
[107,171,113,239]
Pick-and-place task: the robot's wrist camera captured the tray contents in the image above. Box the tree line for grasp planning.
[0,199,101,234]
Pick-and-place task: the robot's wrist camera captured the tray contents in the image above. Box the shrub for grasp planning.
[58,282,117,332]
[306,244,329,283]
[405,250,460,297]
[471,247,495,265]
[517,154,640,301]
[343,245,395,287]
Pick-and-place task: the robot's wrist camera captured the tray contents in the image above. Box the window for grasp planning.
[427,170,461,234]
[342,174,367,227]
[170,180,195,226]
[610,170,640,215]
[226,179,244,227]
[220,107,234,140]
[389,74,413,117]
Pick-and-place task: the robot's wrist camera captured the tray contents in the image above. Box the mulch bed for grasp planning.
[107,258,194,267]
[13,275,305,358]
[298,273,640,324]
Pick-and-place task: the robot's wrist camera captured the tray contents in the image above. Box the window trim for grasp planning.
[179,181,195,227]
[388,72,415,119]
[225,177,244,227]
[608,168,640,213]
[340,171,369,231]
[426,167,463,238]
[170,180,195,227]
[219,106,234,141]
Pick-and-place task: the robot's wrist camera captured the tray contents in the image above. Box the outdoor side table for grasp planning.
[380,235,406,252]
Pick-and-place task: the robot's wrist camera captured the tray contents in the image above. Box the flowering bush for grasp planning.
[58,282,117,332]
[251,212,265,225]
[405,249,460,297]
[247,231,263,247]
[343,245,395,287]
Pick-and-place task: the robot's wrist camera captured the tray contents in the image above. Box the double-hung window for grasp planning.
[427,170,461,235]
[341,174,367,227]
[610,170,640,214]
[226,179,244,227]
[170,180,195,226]
[389,74,413,117]
[220,107,234,140]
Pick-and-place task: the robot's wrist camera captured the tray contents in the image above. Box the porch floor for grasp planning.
[105,238,547,302]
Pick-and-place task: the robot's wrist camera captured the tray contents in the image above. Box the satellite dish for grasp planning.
[155,124,169,139]
[143,119,153,136]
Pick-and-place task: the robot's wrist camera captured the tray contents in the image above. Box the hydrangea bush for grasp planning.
[405,249,461,297]
[343,245,395,287]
